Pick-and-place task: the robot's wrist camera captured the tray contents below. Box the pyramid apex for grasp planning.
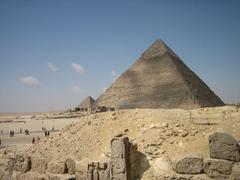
[141,39,178,59]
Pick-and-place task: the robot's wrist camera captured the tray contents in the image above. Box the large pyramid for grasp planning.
[95,39,224,109]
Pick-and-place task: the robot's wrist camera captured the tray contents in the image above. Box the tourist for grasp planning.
[32,137,35,144]
[37,136,40,141]
[20,128,22,134]
[0,138,1,146]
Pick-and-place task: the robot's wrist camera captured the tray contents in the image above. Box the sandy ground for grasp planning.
[0,113,83,147]
[1,106,240,179]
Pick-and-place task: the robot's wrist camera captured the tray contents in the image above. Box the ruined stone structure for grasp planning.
[172,132,240,179]
[110,136,131,180]
[95,39,224,109]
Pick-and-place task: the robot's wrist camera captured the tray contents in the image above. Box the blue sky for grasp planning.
[0,0,240,112]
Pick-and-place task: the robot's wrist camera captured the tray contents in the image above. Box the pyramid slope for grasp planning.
[95,40,224,109]
[78,96,95,109]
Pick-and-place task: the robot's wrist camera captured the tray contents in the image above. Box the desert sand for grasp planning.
[1,105,239,179]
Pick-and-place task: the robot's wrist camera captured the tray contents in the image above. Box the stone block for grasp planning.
[172,155,203,174]
[204,158,233,179]
[209,132,240,162]
[31,154,48,174]
[47,160,66,174]
[110,136,131,180]
[66,158,76,175]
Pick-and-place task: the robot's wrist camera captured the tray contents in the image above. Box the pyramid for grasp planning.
[78,96,95,110]
[95,39,224,109]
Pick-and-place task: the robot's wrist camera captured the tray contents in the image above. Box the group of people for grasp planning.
[44,131,50,137]
[32,136,40,144]
[9,130,15,137]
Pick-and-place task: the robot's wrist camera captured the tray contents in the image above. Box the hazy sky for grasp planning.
[0,0,240,112]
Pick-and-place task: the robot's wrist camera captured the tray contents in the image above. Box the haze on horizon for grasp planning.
[0,0,240,113]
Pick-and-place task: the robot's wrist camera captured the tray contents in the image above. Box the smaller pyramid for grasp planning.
[78,96,95,111]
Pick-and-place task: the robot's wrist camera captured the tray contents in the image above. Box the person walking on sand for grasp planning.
[32,137,35,144]
[37,136,40,141]
[0,138,1,146]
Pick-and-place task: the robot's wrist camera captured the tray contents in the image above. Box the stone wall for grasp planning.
[0,135,139,180]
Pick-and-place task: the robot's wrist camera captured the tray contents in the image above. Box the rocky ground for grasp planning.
[1,105,240,179]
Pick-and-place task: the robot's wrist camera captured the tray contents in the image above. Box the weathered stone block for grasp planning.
[31,154,48,174]
[204,158,233,179]
[209,132,240,162]
[47,173,75,180]
[230,162,240,180]
[66,158,76,175]
[17,171,48,180]
[47,160,66,174]
[110,136,131,180]
[172,155,203,174]
[21,156,31,173]
[76,171,87,180]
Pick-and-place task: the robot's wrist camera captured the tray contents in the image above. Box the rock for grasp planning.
[172,155,203,174]
[66,158,76,175]
[229,162,240,180]
[47,173,75,180]
[31,154,48,174]
[167,174,192,180]
[110,136,131,180]
[209,132,240,162]
[21,156,31,173]
[47,160,66,174]
[204,158,233,179]
[75,171,85,180]
[191,174,212,180]
[17,171,48,180]
[152,157,170,177]
[95,106,107,113]
[86,161,109,180]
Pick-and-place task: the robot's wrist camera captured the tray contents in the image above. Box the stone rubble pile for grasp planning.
[171,132,240,180]
[0,135,138,180]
